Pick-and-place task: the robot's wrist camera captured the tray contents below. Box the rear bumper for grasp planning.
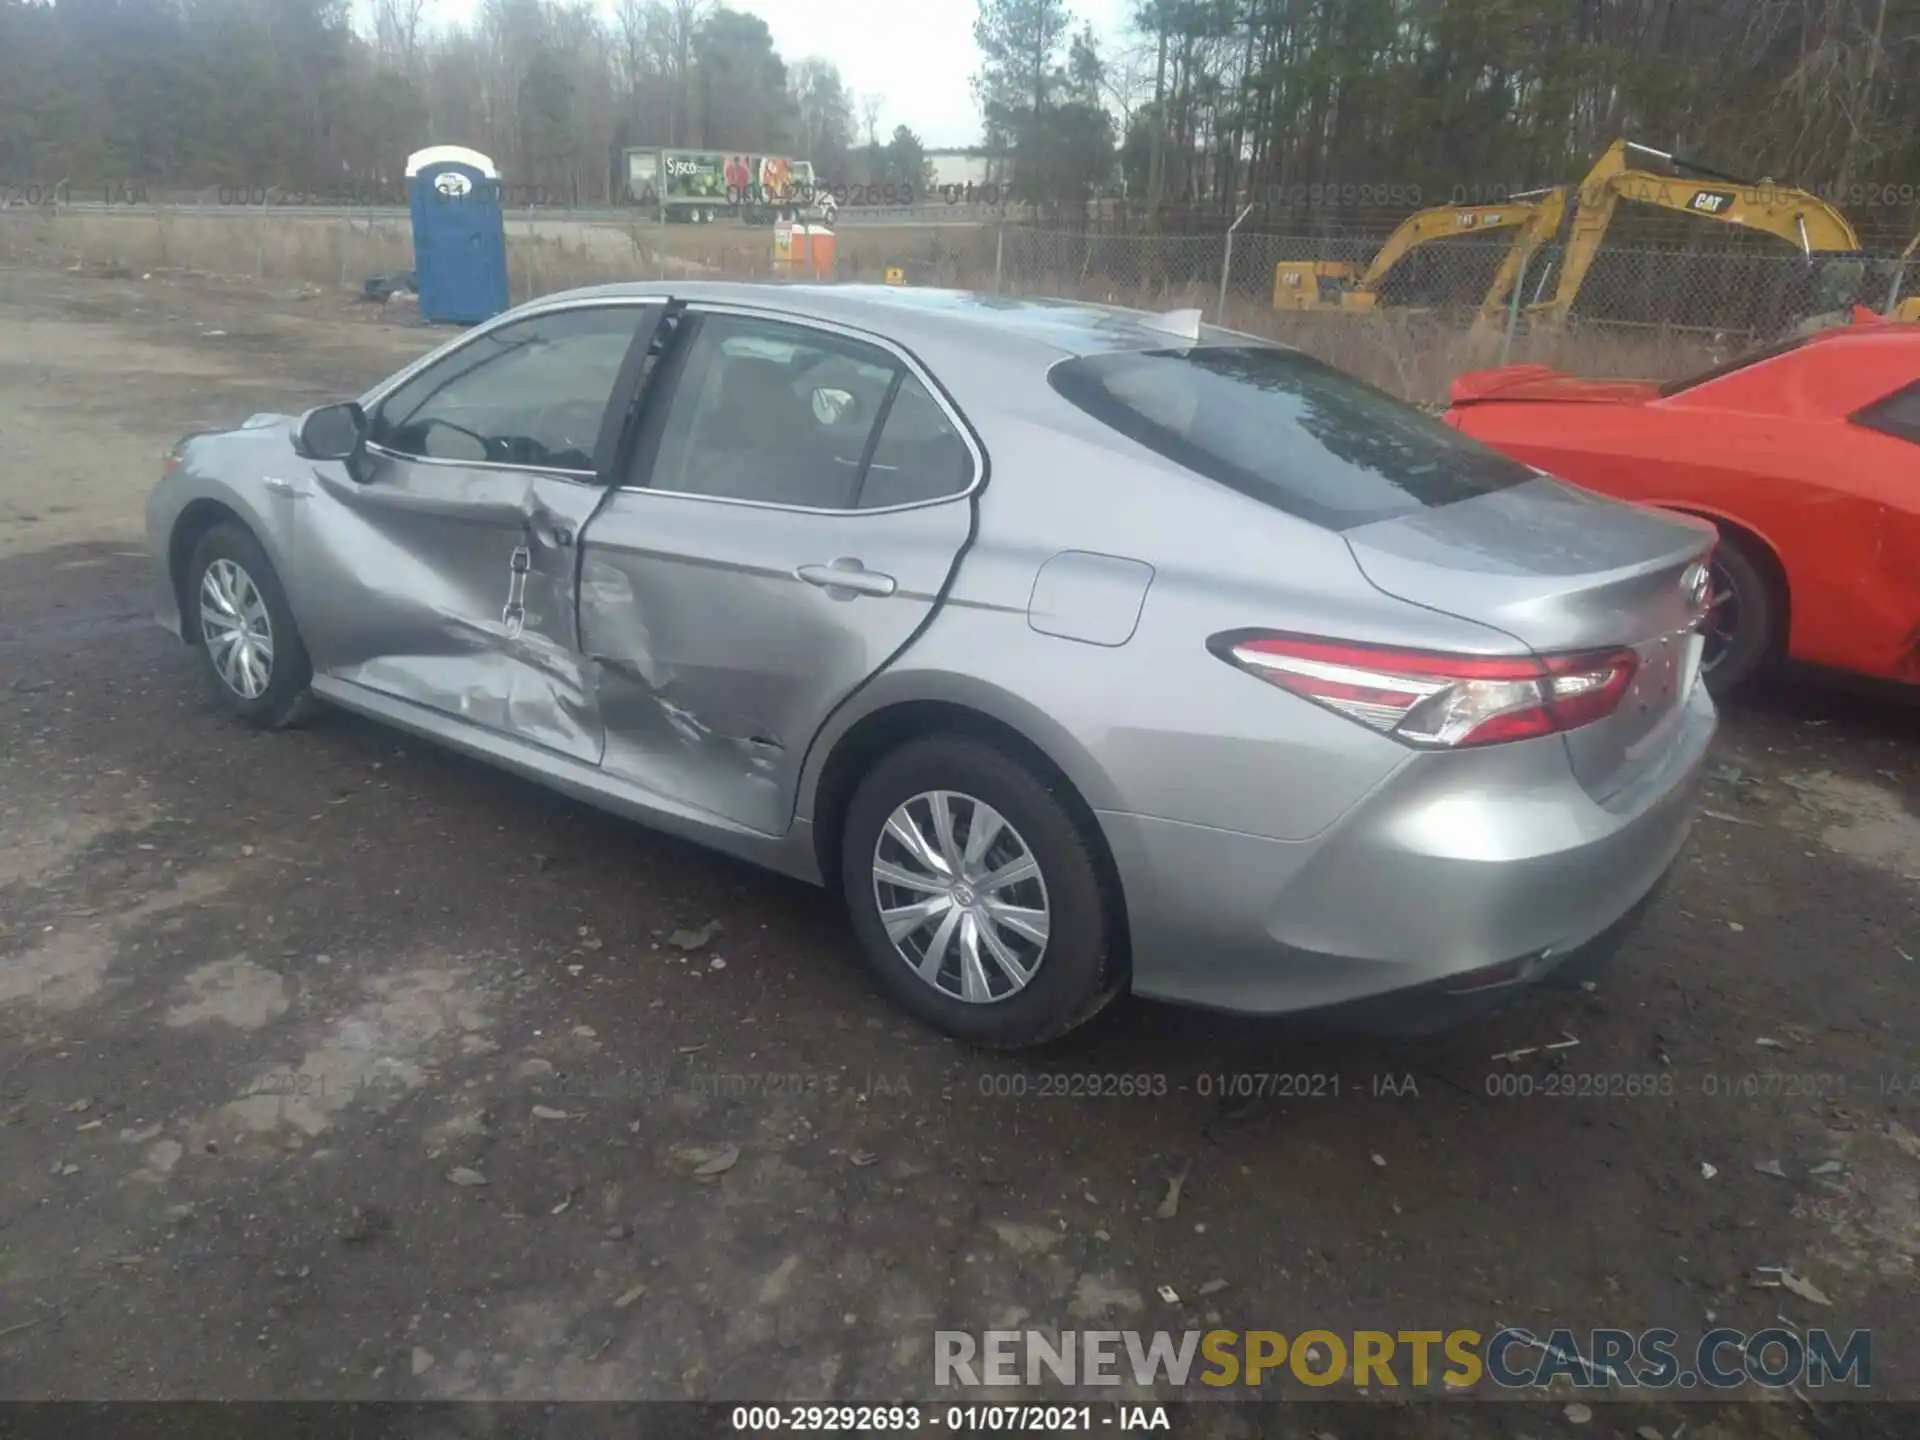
[1100,683,1714,1025]
[1295,869,1670,1036]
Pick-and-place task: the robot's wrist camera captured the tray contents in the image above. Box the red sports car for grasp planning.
[1444,310,1920,692]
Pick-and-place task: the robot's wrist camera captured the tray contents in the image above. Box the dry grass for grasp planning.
[0,208,1729,401]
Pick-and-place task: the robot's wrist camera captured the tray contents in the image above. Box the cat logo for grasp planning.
[433,171,473,199]
[1688,189,1734,216]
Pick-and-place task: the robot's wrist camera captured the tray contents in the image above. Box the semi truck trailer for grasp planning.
[623,149,827,224]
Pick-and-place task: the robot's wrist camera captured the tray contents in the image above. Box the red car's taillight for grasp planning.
[1212,632,1639,748]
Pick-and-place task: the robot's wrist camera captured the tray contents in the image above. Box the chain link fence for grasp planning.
[3,198,1914,403]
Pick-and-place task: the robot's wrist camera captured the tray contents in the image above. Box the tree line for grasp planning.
[0,0,928,202]
[1,0,1914,238]
[1098,0,1919,235]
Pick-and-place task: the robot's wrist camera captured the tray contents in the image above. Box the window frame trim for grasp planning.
[615,301,986,517]
[358,295,670,480]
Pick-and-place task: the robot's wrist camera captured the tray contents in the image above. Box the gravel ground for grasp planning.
[0,263,1916,1436]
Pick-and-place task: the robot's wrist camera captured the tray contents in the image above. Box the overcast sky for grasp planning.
[732,0,1135,147]
[427,0,1138,150]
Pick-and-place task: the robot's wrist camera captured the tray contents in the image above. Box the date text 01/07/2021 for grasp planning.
[728,1405,1171,1432]
[967,1072,1418,1099]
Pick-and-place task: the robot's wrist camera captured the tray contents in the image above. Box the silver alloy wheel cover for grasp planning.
[1700,557,1740,674]
[199,557,275,700]
[871,790,1051,1004]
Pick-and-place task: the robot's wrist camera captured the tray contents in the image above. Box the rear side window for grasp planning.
[1853,380,1920,443]
[857,375,975,508]
[1049,346,1533,530]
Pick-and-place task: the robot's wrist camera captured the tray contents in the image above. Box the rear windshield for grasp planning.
[1048,345,1533,530]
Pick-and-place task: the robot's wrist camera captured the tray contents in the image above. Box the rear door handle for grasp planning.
[796,561,897,597]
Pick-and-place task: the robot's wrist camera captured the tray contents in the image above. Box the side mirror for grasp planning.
[295,402,371,482]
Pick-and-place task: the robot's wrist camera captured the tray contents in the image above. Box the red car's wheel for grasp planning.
[1701,535,1778,696]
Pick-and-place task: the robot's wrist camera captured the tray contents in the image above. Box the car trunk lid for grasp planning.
[1343,477,1715,800]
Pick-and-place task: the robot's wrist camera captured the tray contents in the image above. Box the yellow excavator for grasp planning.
[1474,140,1863,339]
[1275,140,1868,333]
[1271,198,1562,313]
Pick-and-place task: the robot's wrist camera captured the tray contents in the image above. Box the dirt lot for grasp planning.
[0,263,1916,1433]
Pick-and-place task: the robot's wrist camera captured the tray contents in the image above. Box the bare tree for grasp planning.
[663,0,710,145]
[374,0,429,75]
[612,0,652,100]
[1097,37,1156,131]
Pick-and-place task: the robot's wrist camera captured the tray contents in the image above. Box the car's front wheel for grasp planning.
[840,736,1123,1049]
[187,522,314,728]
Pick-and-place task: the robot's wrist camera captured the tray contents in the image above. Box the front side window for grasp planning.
[371,306,648,471]
[1050,345,1532,530]
[635,312,974,509]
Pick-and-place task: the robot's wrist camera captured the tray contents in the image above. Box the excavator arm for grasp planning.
[1273,201,1546,312]
[1522,140,1862,327]
[1469,188,1571,332]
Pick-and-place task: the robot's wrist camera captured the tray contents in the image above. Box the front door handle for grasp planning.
[796,561,897,597]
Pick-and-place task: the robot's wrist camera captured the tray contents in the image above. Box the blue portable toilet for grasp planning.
[405,145,510,324]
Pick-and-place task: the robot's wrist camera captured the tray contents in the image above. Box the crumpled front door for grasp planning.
[298,456,608,763]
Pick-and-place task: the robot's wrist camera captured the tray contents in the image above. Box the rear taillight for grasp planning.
[1212,632,1638,748]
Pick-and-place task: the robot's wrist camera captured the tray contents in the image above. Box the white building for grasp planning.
[924,148,1014,194]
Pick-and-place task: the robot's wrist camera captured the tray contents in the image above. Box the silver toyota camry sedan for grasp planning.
[147,282,1717,1048]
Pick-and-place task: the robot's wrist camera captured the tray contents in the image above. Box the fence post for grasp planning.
[1501,244,1533,365]
[255,193,268,279]
[993,217,1005,295]
[1217,203,1254,325]
[523,203,537,302]
[1886,231,1919,315]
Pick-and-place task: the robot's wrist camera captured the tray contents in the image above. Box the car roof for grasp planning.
[535,281,1274,361]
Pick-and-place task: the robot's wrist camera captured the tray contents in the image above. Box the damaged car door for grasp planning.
[578,306,981,835]
[296,300,665,762]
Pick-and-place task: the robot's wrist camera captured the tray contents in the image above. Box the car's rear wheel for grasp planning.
[187,522,314,728]
[1701,533,1777,696]
[840,737,1121,1049]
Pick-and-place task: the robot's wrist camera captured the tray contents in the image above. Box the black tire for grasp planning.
[840,736,1122,1049]
[1702,533,1778,697]
[186,522,316,728]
